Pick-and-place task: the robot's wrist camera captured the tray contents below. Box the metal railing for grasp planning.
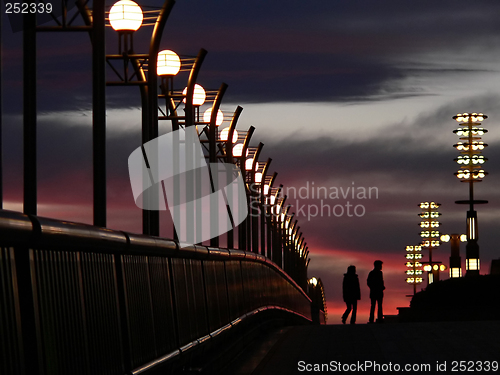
[0,210,315,375]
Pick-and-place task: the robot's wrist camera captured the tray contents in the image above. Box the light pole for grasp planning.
[422,263,447,284]
[258,160,272,257]
[107,0,176,233]
[108,0,146,231]
[452,112,489,276]
[268,184,281,261]
[21,0,174,225]
[440,233,467,278]
[235,127,254,250]
[246,143,263,253]
[274,197,287,267]
[221,107,242,248]
[418,201,443,284]
[405,245,423,295]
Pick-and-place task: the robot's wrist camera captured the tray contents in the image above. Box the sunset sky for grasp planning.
[2,0,500,323]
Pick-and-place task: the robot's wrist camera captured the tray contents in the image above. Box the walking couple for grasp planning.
[341,260,385,324]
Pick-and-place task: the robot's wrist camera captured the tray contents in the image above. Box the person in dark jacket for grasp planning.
[367,260,385,323]
[342,265,361,324]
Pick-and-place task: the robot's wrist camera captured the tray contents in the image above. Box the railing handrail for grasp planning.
[0,208,311,302]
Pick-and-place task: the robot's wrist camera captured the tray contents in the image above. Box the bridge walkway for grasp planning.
[221,321,500,374]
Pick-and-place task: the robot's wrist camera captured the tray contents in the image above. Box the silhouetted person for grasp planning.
[342,265,361,324]
[367,260,385,323]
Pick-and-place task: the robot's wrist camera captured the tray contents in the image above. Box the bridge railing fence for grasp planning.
[0,210,312,375]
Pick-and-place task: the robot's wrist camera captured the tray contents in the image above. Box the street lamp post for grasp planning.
[206,83,227,247]
[284,217,296,275]
[418,201,443,284]
[108,0,176,233]
[259,160,272,257]
[22,0,175,226]
[235,127,254,250]
[247,143,263,253]
[221,106,243,249]
[268,184,281,261]
[281,209,291,271]
[23,13,37,216]
[405,245,423,295]
[452,112,489,276]
[440,233,467,278]
[274,198,287,267]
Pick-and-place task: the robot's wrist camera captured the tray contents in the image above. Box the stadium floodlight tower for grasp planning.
[405,245,423,295]
[418,201,446,284]
[452,112,489,276]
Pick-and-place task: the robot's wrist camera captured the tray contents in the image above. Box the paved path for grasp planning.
[222,321,500,374]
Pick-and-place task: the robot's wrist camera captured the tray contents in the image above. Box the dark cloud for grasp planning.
[159,0,500,103]
[258,125,500,259]
[4,0,500,112]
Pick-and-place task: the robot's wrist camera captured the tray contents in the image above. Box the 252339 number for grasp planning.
[451,361,499,372]
[5,2,53,14]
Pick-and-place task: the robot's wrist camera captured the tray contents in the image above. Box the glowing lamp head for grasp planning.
[220,128,238,143]
[455,155,479,166]
[255,172,263,183]
[455,169,471,180]
[474,170,487,179]
[245,159,259,171]
[466,258,480,271]
[423,265,432,272]
[109,0,143,31]
[233,144,243,157]
[182,84,206,106]
[419,202,430,209]
[454,127,488,137]
[157,50,181,76]
[453,112,487,123]
[203,108,224,126]
[450,268,462,278]
[309,277,318,286]
[264,185,270,195]
[460,234,467,242]
[440,234,450,242]
[453,141,487,151]
[232,144,248,157]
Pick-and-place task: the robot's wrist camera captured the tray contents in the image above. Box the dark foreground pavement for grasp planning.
[220,321,500,374]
